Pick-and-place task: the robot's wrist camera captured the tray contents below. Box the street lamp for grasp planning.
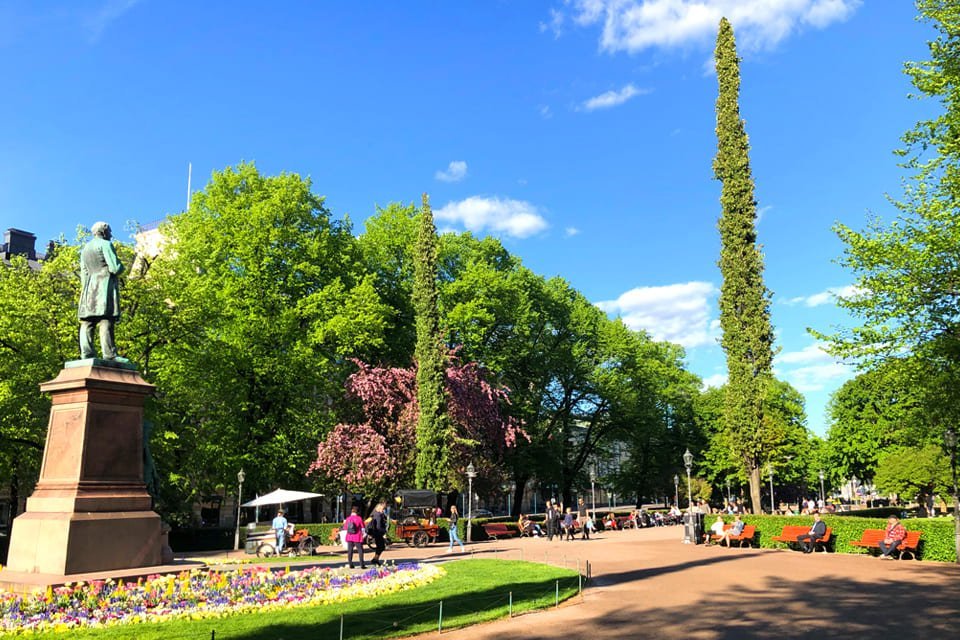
[673,474,679,508]
[818,469,826,506]
[502,481,516,516]
[683,449,694,511]
[726,477,731,504]
[945,428,959,565]
[466,462,477,543]
[768,464,775,514]
[234,469,245,551]
[590,467,597,521]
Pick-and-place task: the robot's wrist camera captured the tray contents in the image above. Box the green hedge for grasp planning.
[727,514,957,562]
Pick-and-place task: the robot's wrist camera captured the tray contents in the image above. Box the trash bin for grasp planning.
[682,512,704,544]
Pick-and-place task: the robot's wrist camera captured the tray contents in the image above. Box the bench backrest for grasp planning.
[738,524,755,539]
[903,530,922,549]
[778,525,810,537]
[855,529,886,545]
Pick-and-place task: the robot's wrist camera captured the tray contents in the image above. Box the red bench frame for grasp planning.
[770,525,833,553]
[707,523,756,547]
[850,529,922,560]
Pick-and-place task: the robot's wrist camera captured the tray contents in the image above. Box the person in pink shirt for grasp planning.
[343,505,366,569]
[879,514,907,560]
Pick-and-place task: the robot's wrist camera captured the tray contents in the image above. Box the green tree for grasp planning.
[0,241,80,515]
[713,17,777,514]
[140,163,389,522]
[873,444,951,516]
[412,193,450,490]
[824,363,922,488]
[819,5,960,433]
[698,379,811,504]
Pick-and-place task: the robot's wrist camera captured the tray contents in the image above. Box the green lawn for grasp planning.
[30,559,581,639]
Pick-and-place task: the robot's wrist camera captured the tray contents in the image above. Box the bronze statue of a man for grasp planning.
[79,221,125,360]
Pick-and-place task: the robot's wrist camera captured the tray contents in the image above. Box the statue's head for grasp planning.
[91,222,112,240]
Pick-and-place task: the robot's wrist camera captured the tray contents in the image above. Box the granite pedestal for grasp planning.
[5,360,162,577]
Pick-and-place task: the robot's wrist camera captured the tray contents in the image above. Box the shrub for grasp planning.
[732,514,957,562]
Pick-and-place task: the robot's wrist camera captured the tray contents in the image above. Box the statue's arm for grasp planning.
[105,241,124,276]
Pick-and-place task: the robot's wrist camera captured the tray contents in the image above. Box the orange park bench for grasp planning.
[850,529,923,560]
[482,522,518,540]
[770,525,833,553]
[708,523,756,548]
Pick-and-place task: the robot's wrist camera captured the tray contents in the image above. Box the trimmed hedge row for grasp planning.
[729,514,957,562]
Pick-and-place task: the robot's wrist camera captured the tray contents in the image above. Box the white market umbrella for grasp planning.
[242,488,323,508]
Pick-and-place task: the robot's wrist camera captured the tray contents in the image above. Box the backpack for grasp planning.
[347,519,358,535]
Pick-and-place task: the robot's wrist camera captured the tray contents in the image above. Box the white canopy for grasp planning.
[242,488,323,507]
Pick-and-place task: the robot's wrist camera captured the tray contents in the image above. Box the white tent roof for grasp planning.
[242,488,323,507]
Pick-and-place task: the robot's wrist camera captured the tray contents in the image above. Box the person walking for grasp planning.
[368,501,389,566]
[562,507,575,541]
[578,498,590,540]
[545,500,559,541]
[271,509,288,554]
[343,506,366,569]
[448,505,466,553]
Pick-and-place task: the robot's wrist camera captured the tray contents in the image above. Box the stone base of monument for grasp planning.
[2,360,186,591]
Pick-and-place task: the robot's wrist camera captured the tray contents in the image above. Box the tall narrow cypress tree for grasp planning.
[714,18,776,515]
[412,193,450,490]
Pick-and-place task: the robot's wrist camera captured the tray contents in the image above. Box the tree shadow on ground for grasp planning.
[568,568,960,640]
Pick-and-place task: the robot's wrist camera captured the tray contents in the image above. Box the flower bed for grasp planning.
[0,562,443,635]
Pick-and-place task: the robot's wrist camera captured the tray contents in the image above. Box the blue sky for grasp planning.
[0,1,939,436]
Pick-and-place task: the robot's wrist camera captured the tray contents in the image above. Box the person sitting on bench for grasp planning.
[796,512,826,553]
[717,515,745,547]
[879,514,907,560]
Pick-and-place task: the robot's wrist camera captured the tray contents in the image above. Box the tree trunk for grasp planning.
[511,478,526,518]
[748,464,762,514]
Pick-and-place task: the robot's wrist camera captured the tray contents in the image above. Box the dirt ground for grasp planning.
[340,523,960,640]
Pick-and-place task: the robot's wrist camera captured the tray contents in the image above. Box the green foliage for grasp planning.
[413,193,451,491]
[0,242,80,499]
[873,445,952,511]
[138,163,389,520]
[818,4,960,440]
[697,379,813,501]
[713,17,776,514]
[735,514,956,562]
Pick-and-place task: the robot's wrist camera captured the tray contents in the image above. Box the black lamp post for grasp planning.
[683,449,694,511]
[466,462,477,543]
[945,428,959,565]
[590,467,597,521]
[234,469,245,551]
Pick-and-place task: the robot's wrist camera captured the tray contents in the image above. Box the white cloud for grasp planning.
[775,342,833,366]
[784,284,863,307]
[435,196,549,238]
[565,227,580,237]
[539,105,553,119]
[757,204,772,223]
[84,0,143,43]
[596,281,719,348]
[702,372,727,389]
[580,84,650,111]
[540,7,566,37]
[435,160,468,183]
[565,0,861,54]
[778,361,853,393]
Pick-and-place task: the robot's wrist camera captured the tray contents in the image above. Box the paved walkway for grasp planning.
[302,524,960,640]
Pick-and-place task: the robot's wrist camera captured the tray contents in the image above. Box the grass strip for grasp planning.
[27,559,580,639]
